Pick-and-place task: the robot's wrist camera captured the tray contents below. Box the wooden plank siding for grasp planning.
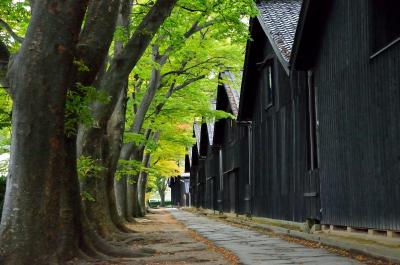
[297,0,400,230]
[239,18,311,222]
[192,73,250,215]
[189,144,199,208]
[188,0,400,231]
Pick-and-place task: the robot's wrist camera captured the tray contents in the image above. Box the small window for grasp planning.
[370,0,400,53]
[264,63,274,109]
[227,119,233,143]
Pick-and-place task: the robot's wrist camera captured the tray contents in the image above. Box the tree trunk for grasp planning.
[137,153,151,217]
[115,176,127,220]
[113,0,133,222]
[137,172,147,217]
[0,1,87,264]
[58,135,82,261]
[125,132,148,219]
[107,85,131,231]
[79,0,177,236]
[126,173,139,218]
[78,125,121,238]
[159,189,165,207]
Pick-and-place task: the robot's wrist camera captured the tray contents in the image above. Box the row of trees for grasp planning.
[0,0,256,264]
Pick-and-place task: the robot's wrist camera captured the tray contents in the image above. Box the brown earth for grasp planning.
[71,209,237,265]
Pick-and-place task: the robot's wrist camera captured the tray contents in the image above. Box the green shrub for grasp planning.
[148,200,172,208]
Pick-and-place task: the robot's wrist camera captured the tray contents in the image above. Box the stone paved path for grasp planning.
[169,209,361,265]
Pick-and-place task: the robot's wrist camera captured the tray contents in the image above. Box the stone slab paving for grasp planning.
[169,209,361,265]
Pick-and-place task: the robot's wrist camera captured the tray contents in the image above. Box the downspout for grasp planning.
[238,121,252,217]
[217,146,224,214]
[248,122,253,217]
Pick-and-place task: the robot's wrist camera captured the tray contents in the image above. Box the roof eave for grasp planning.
[256,16,290,76]
[289,0,311,70]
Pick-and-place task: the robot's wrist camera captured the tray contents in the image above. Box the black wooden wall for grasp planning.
[308,0,400,231]
[170,177,181,206]
[170,176,190,207]
[189,1,400,231]
[189,145,199,207]
[205,146,219,210]
[240,19,313,222]
[213,84,249,214]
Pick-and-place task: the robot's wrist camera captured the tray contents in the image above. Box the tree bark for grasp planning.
[58,135,84,261]
[106,87,131,232]
[113,0,133,222]
[125,131,150,218]
[79,0,176,236]
[0,1,87,264]
[138,171,150,217]
[55,0,123,249]
[159,189,165,207]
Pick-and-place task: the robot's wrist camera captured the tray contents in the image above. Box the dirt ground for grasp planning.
[73,209,237,265]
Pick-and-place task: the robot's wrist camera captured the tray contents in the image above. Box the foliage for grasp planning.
[122,0,256,199]
[77,156,105,201]
[65,84,110,136]
[77,156,105,181]
[148,200,171,208]
[115,159,144,182]
[0,0,30,51]
[0,88,12,155]
[0,88,12,131]
[0,154,9,178]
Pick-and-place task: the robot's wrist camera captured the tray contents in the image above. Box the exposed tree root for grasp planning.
[115,222,137,234]
[88,229,155,258]
[109,235,146,246]
[126,216,137,223]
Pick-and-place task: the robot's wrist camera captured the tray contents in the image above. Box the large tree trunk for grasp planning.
[107,87,131,232]
[137,153,151,217]
[113,0,133,222]
[79,125,122,238]
[125,132,148,219]
[79,0,176,236]
[0,1,87,264]
[159,189,166,207]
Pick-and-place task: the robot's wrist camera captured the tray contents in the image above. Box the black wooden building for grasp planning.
[212,71,249,214]
[188,0,400,232]
[238,0,316,222]
[169,173,190,207]
[188,73,249,214]
[290,0,400,231]
[189,143,199,208]
[169,155,191,207]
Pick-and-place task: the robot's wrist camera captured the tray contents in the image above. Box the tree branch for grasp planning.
[92,0,177,126]
[160,18,218,58]
[173,75,206,92]
[75,0,121,86]
[161,57,225,78]
[0,19,24,43]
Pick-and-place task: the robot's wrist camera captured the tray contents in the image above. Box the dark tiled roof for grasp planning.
[220,71,240,116]
[257,0,302,62]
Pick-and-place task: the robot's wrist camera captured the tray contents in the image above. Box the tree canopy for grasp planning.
[0,0,257,263]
